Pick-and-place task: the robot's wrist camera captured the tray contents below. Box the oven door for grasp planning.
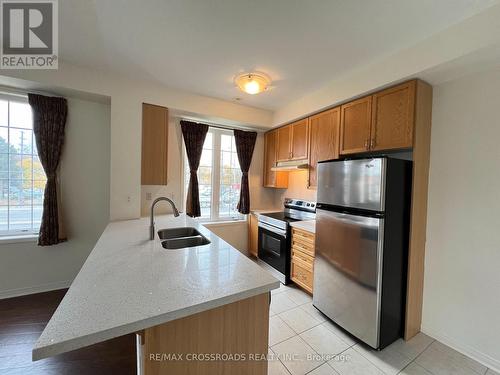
[258,222,289,282]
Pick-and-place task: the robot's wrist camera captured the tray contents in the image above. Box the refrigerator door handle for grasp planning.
[315,203,384,218]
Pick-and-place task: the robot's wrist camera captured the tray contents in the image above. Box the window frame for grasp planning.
[182,126,245,222]
[0,93,45,238]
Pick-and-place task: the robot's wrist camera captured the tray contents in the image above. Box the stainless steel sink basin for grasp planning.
[161,235,211,249]
[157,227,203,240]
[157,227,211,249]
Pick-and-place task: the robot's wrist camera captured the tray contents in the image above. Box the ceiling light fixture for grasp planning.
[234,72,271,95]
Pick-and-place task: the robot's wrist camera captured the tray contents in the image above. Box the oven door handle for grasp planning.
[258,222,287,237]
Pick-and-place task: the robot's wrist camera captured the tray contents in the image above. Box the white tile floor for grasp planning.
[268,283,496,375]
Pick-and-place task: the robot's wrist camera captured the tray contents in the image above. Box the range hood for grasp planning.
[271,160,309,171]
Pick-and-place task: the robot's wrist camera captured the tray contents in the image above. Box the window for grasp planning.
[184,128,243,221]
[0,95,46,236]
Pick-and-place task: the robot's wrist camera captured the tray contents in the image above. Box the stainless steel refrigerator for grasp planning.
[313,157,412,349]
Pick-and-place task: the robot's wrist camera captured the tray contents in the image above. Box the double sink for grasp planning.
[157,227,211,249]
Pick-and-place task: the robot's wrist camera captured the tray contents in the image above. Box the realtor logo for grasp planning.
[0,0,58,69]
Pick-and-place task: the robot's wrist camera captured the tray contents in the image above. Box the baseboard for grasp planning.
[421,324,500,373]
[0,280,72,300]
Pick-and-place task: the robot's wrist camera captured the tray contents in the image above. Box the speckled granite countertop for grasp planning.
[290,220,316,233]
[32,214,279,361]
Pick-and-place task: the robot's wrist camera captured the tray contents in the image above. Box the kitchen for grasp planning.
[1,1,500,375]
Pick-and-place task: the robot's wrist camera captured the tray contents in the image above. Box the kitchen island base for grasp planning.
[138,293,270,375]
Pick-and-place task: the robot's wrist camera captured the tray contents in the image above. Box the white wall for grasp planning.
[0,98,110,298]
[140,126,277,216]
[422,67,500,370]
[0,62,273,221]
[274,171,316,204]
[272,3,500,126]
[200,131,279,252]
[203,222,248,255]
[139,128,277,254]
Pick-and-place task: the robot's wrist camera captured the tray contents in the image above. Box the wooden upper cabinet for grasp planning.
[340,96,372,155]
[263,80,421,188]
[371,80,416,151]
[276,125,291,162]
[263,130,277,186]
[276,119,309,162]
[308,108,340,188]
[141,103,168,185]
[263,130,288,188]
[290,118,309,160]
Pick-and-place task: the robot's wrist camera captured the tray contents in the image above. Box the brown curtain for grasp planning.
[28,94,68,246]
[180,120,209,217]
[234,129,257,214]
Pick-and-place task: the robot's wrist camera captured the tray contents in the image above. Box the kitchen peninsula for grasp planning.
[32,214,279,375]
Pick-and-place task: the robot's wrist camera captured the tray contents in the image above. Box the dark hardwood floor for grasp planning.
[0,289,136,374]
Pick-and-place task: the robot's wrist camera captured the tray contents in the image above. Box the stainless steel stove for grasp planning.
[257,198,316,284]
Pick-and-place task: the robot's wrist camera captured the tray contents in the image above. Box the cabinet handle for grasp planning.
[370,139,375,148]
[364,139,369,149]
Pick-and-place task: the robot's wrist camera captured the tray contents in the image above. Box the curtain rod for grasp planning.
[180,118,259,133]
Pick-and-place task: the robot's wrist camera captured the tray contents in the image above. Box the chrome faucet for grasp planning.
[150,197,180,240]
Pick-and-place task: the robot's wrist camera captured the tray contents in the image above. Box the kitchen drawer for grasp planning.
[291,238,315,257]
[291,259,313,293]
[291,247,314,268]
[292,228,315,246]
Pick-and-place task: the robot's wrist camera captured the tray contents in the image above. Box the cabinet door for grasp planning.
[141,103,168,185]
[248,213,259,257]
[291,259,313,293]
[263,131,288,188]
[371,80,415,151]
[290,118,309,160]
[308,108,340,188]
[263,131,277,187]
[340,96,372,155]
[276,125,291,162]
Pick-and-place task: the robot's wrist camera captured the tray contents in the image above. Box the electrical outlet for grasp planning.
[146,192,152,201]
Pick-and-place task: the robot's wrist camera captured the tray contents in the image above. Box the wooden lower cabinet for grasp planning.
[138,293,269,375]
[290,227,315,293]
[291,260,314,293]
[248,213,259,257]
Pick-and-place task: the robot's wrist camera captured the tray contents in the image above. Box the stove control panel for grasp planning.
[284,198,316,213]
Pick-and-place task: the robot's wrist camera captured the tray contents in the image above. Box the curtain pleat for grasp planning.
[28,94,68,246]
[180,120,209,217]
[234,129,257,214]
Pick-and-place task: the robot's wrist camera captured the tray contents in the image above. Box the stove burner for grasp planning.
[259,211,301,223]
